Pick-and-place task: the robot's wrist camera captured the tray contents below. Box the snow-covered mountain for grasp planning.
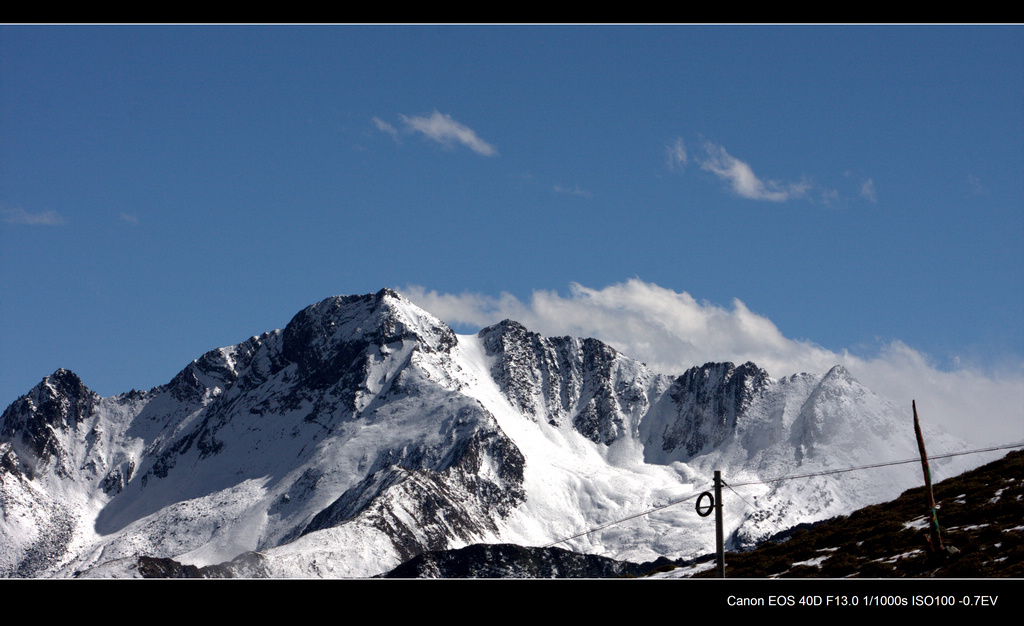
[0,289,978,577]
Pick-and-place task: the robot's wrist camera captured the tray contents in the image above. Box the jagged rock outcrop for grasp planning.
[479,320,650,444]
[657,361,770,459]
[0,369,96,479]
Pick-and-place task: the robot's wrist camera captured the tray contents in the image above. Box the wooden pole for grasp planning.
[714,470,725,578]
[913,400,943,553]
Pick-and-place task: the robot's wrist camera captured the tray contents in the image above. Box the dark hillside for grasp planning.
[686,448,1024,577]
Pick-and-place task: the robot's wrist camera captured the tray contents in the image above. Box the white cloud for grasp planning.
[677,142,876,206]
[698,142,807,202]
[666,137,687,171]
[402,278,1024,447]
[372,116,400,141]
[860,178,877,203]
[820,188,841,206]
[399,110,498,157]
[1,207,64,225]
[119,213,139,225]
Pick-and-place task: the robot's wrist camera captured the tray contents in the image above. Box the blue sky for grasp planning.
[2,25,1022,443]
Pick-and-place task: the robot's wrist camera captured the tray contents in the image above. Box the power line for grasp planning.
[722,481,787,537]
[542,442,1023,549]
[727,442,1023,488]
[544,486,711,548]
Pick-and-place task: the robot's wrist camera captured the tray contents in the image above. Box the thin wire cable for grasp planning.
[727,442,1023,488]
[544,486,711,548]
[541,442,1022,548]
[722,481,787,537]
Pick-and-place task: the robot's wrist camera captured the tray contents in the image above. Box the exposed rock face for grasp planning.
[297,404,526,563]
[282,289,457,397]
[658,361,770,459]
[480,319,649,445]
[0,368,96,479]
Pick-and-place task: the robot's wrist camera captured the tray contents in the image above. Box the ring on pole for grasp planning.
[696,491,715,517]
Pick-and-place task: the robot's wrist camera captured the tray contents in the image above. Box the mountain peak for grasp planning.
[823,364,854,383]
[0,368,96,474]
[375,286,401,301]
[16,368,94,420]
[279,289,457,392]
[286,289,455,347]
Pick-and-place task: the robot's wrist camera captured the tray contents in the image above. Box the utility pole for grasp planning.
[696,471,726,577]
[913,400,943,554]
[714,470,724,578]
